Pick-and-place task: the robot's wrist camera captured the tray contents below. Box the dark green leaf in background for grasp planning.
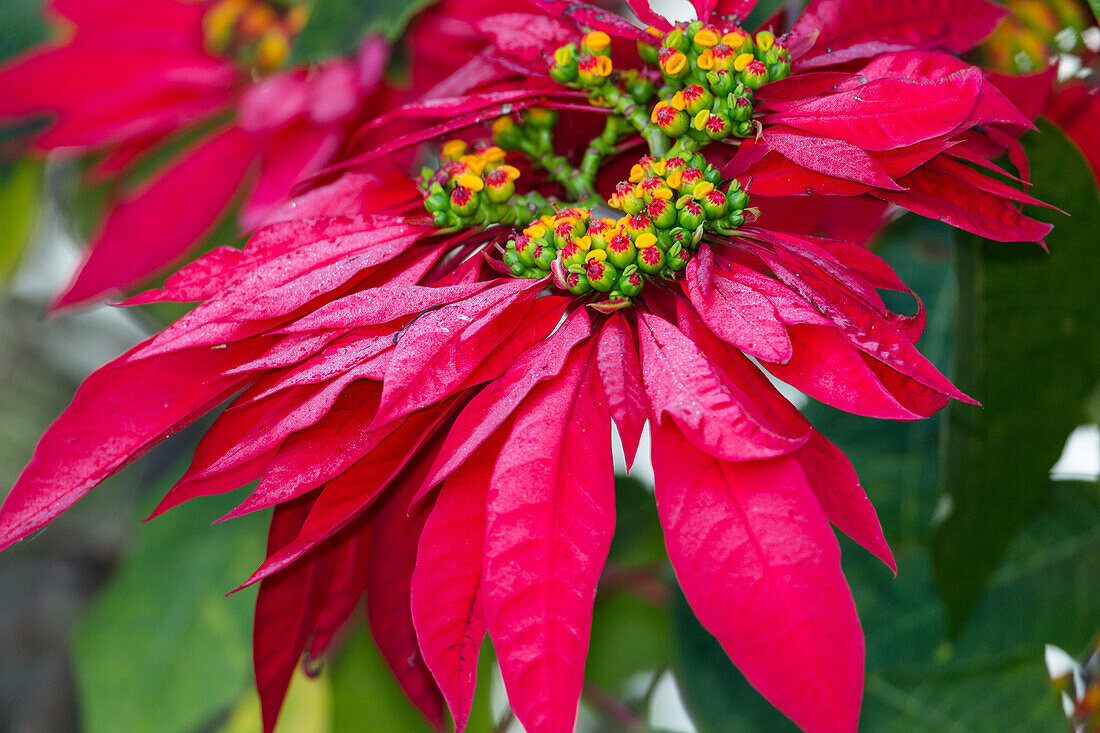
[932,118,1100,633]
[73,489,268,733]
[290,0,437,66]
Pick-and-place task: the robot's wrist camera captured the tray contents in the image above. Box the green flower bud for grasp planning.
[484,166,518,203]
[681,84,713,115]
[618,266,644,297]
[727,187,750,210]
[638,40,660,65]
[652,101,690,137]
[550,44,578,83]
[647,197,677,229]
[702,189,729,219]
[663,27,688,51]
[707,69,735,95]
[636,241,666,274]
[723,211,745,228]
[449,185,479,217]
[626,74,656,104]
[605,233,637,269]
[740,59,770,90]
[729,95,753,122]
[533,242,556,270]
[565,270,592,295]
[734,120,755,138]
[677,199,705,230]
[585,255,619,292]
[503,244,520,269]
[767,56,791,81]
[577,52,613,87]
[513,234,538,268]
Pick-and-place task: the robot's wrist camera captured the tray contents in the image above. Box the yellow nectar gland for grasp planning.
[652,158,668,176]
[585,31,611,54]
[670,92,687,111]
[586,249,607,263]
[692,181,715,198]
[498,165,521,181]
[457,174,485,191]
[757,31,775,53]
[524,223,548,238]
[442,140,468,161]
[696,49,716,70]
[492,117,515,137]
[629,164,647,183]
[595,56,613,76]
[652,186,674,200]
[734,53,755,72]
[645,26,663,38]
[693,110,711,131]
[694,28,720,48]
[635,232,658,249]
[256,29,290,71]
[575,235,593,252]
[666,170,684,189]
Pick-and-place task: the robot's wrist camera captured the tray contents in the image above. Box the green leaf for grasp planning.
[0,158,42,288]
[327,627,440,733]
[931,118,1100,633]
[73,492,268,733]
[1088,0,1100,26]
[290,0,436,66]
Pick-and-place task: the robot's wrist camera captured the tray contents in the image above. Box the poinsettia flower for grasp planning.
[0,0,390,308]
[0,3,1052,733]
[330,0,1052,247]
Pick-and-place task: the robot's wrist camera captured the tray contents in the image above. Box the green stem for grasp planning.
[599,84,669,158]
[519,138,596,201]
[578,115,623,185]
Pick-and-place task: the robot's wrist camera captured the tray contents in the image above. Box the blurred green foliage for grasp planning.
[290,0,437,65]
[933,119,1100,632]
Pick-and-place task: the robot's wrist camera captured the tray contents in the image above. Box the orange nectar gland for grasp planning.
[577,54,613,86]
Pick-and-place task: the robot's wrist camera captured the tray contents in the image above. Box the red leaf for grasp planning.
[762,128,904,189]
[253,498,320,733]
[478,13,579,62]
[522,1,652,42]
[624,0,671,31]
[594,313,647,468]
[238,399,459,587]
[483,340,614,733]
[685,254,794,363]
[876,164,1052,242]
[412,433,507,732]
[796,431,895,572]
[420,307,592,496]
[651,421,865,733]
[53,125,256,308]
[368,448,447,730]
[0,339,265,551]
[763,324,943,419]
[376,279,545,425]
[765,69,982,151]
[636,313,808,461]
[793,0,1006,67]
[282,282,493,333]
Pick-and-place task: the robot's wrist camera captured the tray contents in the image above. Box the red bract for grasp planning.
[0,153,969,731]
[0,0,387,308]
[0,1,1054,732]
